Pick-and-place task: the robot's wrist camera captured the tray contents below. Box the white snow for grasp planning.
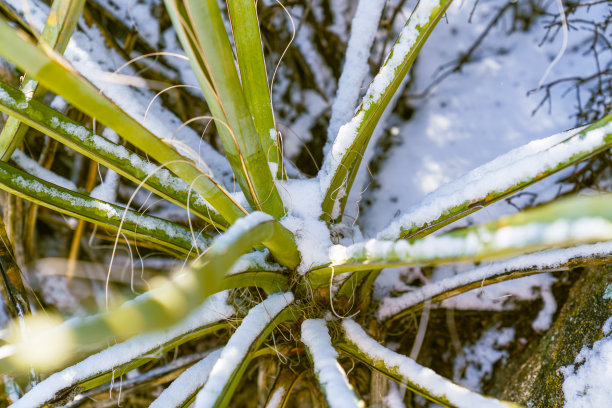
[10,292,234,408]
[360,0,442,112]
[265,385,285,408]
[384,381,406,408]
[325,0,386,156]
[94,0,162,47]
[342,318,512,408]
[561,316,612,408]
[301,319,362,408]
[329,217,612,274]
[360,0,610,235]
[48,114,215,209]
[328,0,349,41]
[282,90,329,159]
[453,327,515,392]
[194,292,294,408]
[289,10,334,96]
[150,348,222,408]
[278,178,333,273]
[90,129,120,203]
[376,242,612,321]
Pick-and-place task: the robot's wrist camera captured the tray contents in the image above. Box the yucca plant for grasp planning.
[0,0,610,407]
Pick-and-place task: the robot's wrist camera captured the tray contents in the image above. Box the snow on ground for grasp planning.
[94,0,162,47]
[453,327,515,392]
[359,0,602,233]
[561,316,612,408]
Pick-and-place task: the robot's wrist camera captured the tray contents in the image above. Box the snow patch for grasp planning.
[454,327,515,392]
[561,316,612,408]
[278,179,333,273]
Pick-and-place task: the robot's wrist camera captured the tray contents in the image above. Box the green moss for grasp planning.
[494,266,612,407]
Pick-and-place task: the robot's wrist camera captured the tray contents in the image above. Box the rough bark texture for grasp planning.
[491,266,612,407]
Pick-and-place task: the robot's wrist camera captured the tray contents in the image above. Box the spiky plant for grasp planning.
[0,0,610,407]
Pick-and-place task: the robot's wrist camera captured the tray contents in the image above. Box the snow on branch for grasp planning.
[377,121,612,240]
[341,319,517,408]
[326,213,612,273]
[194,292,294,407]
[325,0,386,155]
[377,241,612,321]
[150,348,222,408]
[301,319,363,408]
[319,0,447,202]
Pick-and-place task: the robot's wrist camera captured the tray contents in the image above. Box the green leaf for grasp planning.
[301,319,364,408]
[379,114,612,241]
[226,0,283,179]
[307,194,612,289]
[0,217,31,319]
[337,319,523,408]
[164,0,285,217]
[0,15,247,224]
[5,292,233,406]
[0,80,228,229]
[379,243,612,323]
[49,323,227,405]
[0,213,299,374]
[0,160,208,256]
[221,270,289,294]
[0,0,85,160]
[320,0,453,223]
[150,348,223,408]
[202,299,299,408]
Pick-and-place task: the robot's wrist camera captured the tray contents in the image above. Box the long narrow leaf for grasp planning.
[319,0,452,222]
[0,80,228,229]
[0,160,209,256]
[9,293,233,408]
[0,212,299,374]
[194,292,297,408]
[377,116,612,240]
[226,0,282,178]
[0,0,85,160]
[301,319,363,408]
[338,319,522,408]
[164,0,285,217]
[306,194,612,288]
[0,15,247,224]
[150,348,223,408]
[0,217,31,319]
[377,241,612,322]
[325,0,387,154]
